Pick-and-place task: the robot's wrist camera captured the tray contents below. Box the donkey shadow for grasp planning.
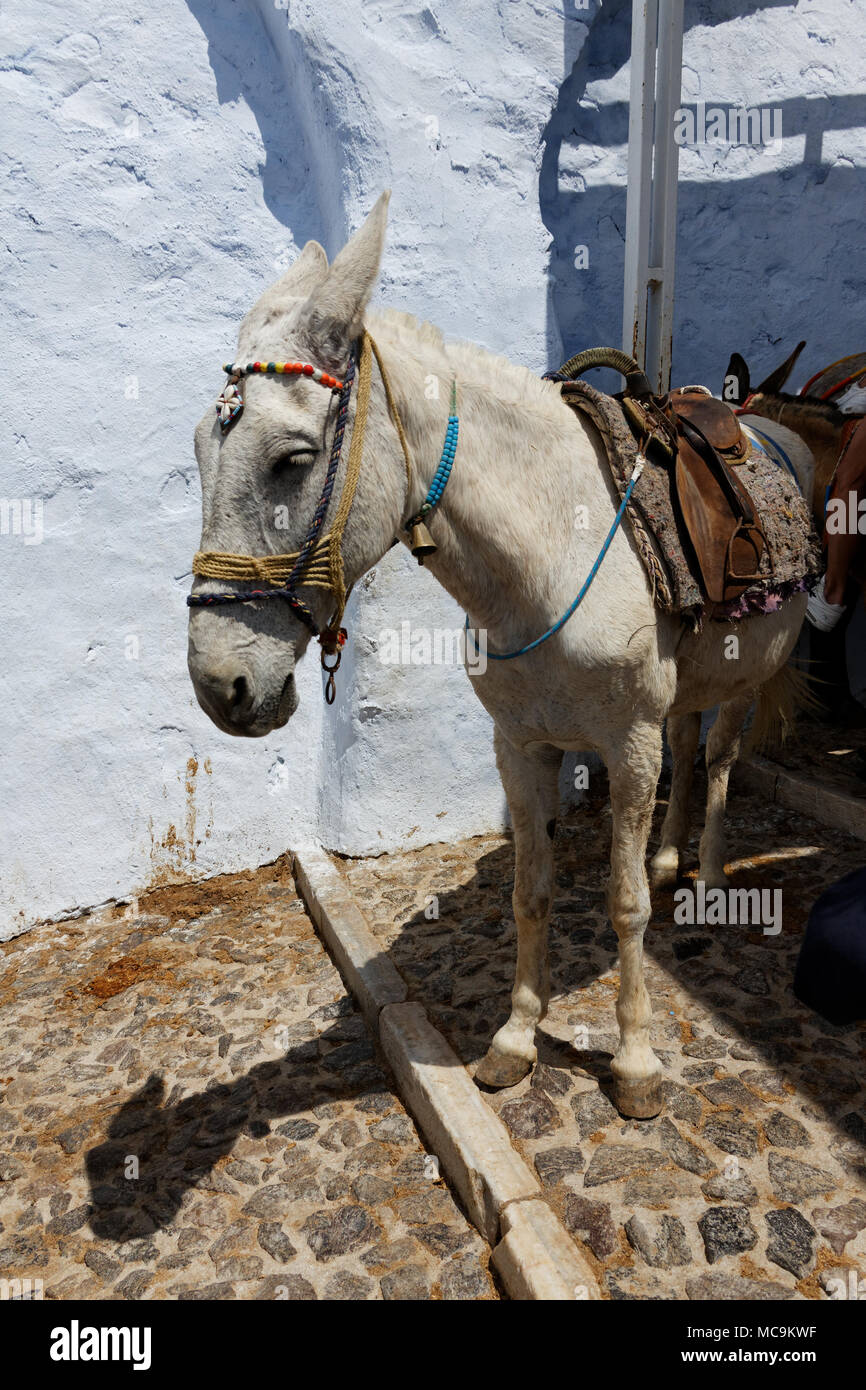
[85,1021,386,1242]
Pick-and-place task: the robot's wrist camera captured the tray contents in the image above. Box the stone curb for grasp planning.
[293,848,601,1301]
[738,756,866,841]
[292,845,407,1029]
[378,1000,539,1244]
[492,1198,598,1301]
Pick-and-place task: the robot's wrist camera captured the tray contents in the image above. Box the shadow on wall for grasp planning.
[542,0,866,389]
[185,0,389,256]
[185,0,332,250]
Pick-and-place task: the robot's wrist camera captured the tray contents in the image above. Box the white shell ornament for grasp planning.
[216,379,243,431]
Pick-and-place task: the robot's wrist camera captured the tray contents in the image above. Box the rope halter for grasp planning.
[188,332,418,704]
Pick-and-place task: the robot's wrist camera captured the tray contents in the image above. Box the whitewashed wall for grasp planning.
[2,0,863,934]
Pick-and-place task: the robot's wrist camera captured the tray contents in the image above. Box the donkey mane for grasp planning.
[371,307,563,416]
[757,391,850,427]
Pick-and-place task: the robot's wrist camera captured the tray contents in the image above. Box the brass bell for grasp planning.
[409,521,437,565]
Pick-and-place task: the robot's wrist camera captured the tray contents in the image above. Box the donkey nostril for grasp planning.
[231,675,250,709]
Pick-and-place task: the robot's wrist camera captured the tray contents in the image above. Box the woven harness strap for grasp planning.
[326,332,373,626]
[189,333,416,686]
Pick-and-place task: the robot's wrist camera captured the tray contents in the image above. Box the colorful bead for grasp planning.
[218,360,344,392]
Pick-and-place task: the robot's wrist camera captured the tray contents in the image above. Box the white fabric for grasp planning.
[806,574,846,631]
[833,380,866,414]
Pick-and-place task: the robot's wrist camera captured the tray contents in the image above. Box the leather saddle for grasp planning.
[620,386,767,605]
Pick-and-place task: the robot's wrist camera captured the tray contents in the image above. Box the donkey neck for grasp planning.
[755,397,846,483]
[369,313,609,643]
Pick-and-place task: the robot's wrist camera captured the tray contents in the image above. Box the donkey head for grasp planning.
[188,192,404,736]
[722,340,807,414]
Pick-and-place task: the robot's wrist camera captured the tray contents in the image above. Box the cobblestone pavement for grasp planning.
[0,860,498,1301]
[340,776,866,1301]
[762,712,866,802]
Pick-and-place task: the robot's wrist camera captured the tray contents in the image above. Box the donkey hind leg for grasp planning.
[475,734,561,1090]
[649,712,701,888]
[698,694,752,889]
[606,721,664,1118]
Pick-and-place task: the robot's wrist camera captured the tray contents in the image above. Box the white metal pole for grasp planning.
[622,0,684,395]
[622,0,658,371]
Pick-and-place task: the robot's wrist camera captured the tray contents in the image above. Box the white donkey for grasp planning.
[188,194,806,1118]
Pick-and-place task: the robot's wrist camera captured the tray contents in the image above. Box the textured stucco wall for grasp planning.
[2,0,863,933]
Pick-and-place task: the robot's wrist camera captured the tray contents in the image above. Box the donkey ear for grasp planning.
[303,191,391,363]
[723,353,750,404]
[273,240,329,298]
[756,340,806,396]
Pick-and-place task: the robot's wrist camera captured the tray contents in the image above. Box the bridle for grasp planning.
[187,332,459,703]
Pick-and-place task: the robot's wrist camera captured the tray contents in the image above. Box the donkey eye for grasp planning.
[271,449,316,475]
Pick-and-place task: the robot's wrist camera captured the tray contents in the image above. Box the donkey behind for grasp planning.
[188,196,808,1117]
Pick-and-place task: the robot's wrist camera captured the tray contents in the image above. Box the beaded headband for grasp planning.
[216,360,346,430]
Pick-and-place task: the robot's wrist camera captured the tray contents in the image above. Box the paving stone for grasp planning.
[570,1090,620,1138]
[530,1064,573,1098]
[83,1248,121,1281]
[702,1114,759,1158]
[625,1213,692,1268]
[768,1153,837,1202]
[697,1206,758,1263]
[659,1118,715,1176]
[686,1272,795,1300]
[739,1068,788,1099]
[810,1199,866,1255]
[682,1038,727,1059]
[414,1222,471,1257]
[241,1185,295,1221]
[623,1169,694,1204]
[115,1269,152,1300]
[361,1237,420,1272]
[583,1145,667,1188]
[55,1124,90,1155]
[499,1092,561,1140]
[533,1145,585,1187]
[660,1083,703,1126]
[256,1222,297,1263]
[350,1173,394,1205]
[302,1205,379,1261]
[765,1207,816,1278]
[380,1264,431,1300]
[254,1273,316,1300]
[223,1160,260,1186]
[698,1078,757,1110]
[562,1195,618,1258]
[323,1270,374,1300]
[701,1172,759,1207]
[45,1203,91,1236]
[733,965,770,996]
[763,1110,812,1149]
[439,1253,494,1301]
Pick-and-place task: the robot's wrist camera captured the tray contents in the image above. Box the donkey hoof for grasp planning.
[650,849,680,889]
[697,869,728,892]
[612,1074,664,1119]
[474,1046,533,1090]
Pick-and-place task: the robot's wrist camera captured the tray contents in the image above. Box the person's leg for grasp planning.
[807,419,866,628]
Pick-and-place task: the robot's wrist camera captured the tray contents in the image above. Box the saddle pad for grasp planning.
[558,379,823,623]
[801,351,866,403]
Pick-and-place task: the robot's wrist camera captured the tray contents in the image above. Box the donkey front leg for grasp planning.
[698,694,752,888]
[606,722,664,1118]
[475,732,561,1090]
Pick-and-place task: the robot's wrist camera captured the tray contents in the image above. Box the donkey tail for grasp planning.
[747,661,820,753]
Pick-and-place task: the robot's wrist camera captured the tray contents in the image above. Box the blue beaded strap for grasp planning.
[465,458,645,660]
[406,379,458,531]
